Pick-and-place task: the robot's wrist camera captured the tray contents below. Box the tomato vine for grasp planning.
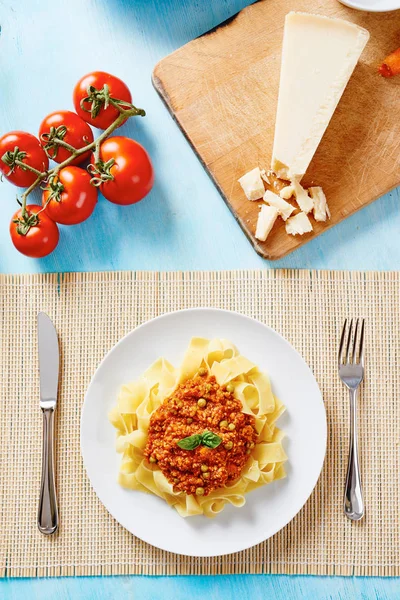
[2,85,146,225]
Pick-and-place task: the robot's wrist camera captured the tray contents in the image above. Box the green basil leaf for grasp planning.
[201,431,222,449]
[177,433,202,450]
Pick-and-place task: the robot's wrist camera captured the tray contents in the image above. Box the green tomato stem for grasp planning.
[20,174,46,216]
[51,138,77,154]
[14,159,44,177]
[93,140,101,165]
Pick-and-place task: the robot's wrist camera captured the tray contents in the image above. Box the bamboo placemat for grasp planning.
[0,270,399,578]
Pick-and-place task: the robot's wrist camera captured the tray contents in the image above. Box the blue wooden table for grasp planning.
[0,0,399,597]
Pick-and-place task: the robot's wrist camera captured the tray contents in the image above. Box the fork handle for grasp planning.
[38,408,59,535]
[344,388,364,521]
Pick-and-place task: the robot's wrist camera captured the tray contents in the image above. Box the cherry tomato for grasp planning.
[90,136,154,205]
[39,110,94,165]
[10,205,59,258]
[0,131,49,188]
[42,166,97,225]
[73,72,132,130]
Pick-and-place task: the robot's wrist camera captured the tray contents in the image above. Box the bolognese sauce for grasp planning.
[143,371,257,496]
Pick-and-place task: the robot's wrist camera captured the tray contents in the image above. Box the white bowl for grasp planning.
[339,0,400,12]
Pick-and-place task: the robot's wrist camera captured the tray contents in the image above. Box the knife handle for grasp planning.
[38,408,58,535]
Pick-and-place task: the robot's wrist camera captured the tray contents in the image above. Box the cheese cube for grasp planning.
[285,212,313,235]
[292,179,314,214]
[309,186,331,221]
[263,190,294,221]
[279,185,295,200]
[255,205,278,241]
[238,167,265,201]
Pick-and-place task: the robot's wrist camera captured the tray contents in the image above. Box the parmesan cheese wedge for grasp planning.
[255,205,278,241]
[309,186,330,221]
[263,190,294,221]
[271,12,369,182]
[238,167,265,201]
[292,179,314,214]
[285,212,313,236]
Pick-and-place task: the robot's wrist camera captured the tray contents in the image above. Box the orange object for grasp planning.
[379,46,400,77]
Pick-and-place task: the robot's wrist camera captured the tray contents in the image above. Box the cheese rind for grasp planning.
[255,205,278,241]
[309,186,330,221]
[285,212,313,235]
[271,12,369,181]
[263,190,294,221]
[238,167,265,200]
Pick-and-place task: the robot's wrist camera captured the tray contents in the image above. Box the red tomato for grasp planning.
[39,110,94,165]
[73,72,132,130]
[0,131,49,187]
[10,205,59,258]
[90,136,154,205]
[42,166,97,225]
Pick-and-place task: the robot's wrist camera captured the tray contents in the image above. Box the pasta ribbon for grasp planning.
[109,338,287,517]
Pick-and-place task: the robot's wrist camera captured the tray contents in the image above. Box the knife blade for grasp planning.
[38,312,59,409]
[37,312,59,535]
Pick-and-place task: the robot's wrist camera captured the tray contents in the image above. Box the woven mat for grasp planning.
[0,270,399,578]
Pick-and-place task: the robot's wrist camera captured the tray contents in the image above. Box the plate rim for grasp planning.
[81,307,327,557]
[338,0,400,12]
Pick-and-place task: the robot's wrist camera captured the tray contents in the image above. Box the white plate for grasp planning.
[338,0,400,11]
[81,309,326,557]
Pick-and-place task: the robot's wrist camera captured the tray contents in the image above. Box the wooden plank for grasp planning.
[153,0,400,260]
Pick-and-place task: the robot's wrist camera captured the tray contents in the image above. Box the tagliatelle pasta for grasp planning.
[109,338,287,517]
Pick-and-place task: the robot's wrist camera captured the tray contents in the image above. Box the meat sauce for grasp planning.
[144,372,257,496]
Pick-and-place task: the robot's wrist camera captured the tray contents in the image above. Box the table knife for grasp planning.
[37,312,59,535]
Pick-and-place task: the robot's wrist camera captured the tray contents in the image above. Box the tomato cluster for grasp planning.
[0,72,154,258]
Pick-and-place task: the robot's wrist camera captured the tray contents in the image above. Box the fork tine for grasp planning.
[352,318,359,364]
[359,318,365,365]
[345,319,353,364]
[338,319,347,365]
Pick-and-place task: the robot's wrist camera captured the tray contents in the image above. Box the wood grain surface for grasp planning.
[153,0,400,260]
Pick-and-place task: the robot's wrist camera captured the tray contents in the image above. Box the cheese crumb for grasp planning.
[292,179,314,214]
[263,190,294,221]
[238,167,265,201]
[255,205,278,241]
[285,212,313,235]
[309,186,330,221]
[260,169,270,185]
[279,185,295,200]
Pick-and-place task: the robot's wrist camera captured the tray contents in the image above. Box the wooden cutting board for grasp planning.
[153,0,400,260]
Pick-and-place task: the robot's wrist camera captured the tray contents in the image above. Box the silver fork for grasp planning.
[338,318,365,521]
